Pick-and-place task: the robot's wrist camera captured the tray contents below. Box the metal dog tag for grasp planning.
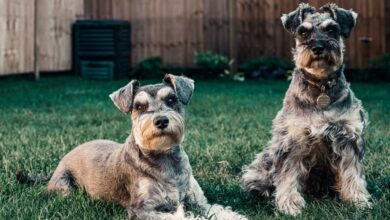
[317,93,330,109]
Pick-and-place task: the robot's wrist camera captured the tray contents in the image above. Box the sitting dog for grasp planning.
[46,74,246,219]
[241,3,370,216]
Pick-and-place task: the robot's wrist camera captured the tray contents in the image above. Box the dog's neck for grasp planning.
[125,134,183,166]
[300,65,344,87]
[120,134,185,182]
[286,66,349,111]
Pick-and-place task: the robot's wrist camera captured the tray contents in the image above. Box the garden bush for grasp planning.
[239,56,294,80]
[193,51,230,77]
[131,56,164,78]
[370,53,390,73]
[193,51,244,81]
[344,53,390,82]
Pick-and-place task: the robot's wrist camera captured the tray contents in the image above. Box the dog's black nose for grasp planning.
[154,116,169,129]
[312,45,324,55]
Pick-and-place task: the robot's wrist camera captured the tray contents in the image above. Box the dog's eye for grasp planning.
[297,27,311,37]
[166,96,177,106]
[324,26,339,34]
[326,28,334,33]
[134,102,148,111]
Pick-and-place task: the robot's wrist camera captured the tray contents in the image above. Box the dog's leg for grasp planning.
[330,137,371,207]
[185,176,247,220]
[274,161,306,216]
[241,151,274,197]
[127,178,206,220]
[269,135,308,216]
[47,163,76,196]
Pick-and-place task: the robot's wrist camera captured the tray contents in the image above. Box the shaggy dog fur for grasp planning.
[241,3,371,216]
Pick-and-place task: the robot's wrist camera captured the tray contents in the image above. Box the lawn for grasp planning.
[0,76,389,220]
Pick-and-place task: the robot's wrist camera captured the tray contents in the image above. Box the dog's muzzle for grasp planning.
[153,115,169,130]
[309,39,326,56]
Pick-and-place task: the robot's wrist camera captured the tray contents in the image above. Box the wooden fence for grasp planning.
[0,0,388,76]
[0,0,84,75]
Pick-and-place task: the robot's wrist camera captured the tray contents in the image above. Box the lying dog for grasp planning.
[241,3,370,216]
[42,74,246,219]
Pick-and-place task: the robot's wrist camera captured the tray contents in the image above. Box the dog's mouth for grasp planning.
[143,130,183,152]
[311,52,330,60]
[151,130,177,138]
[309,52,338,67]
[135,115,185,151]
[149,127,184,143]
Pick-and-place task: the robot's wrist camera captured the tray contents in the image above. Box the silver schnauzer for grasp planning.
[241,3,370,216]
[37,74,246,219]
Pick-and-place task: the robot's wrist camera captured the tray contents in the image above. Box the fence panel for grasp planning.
[0,0,34,75]
[0,0,387,75]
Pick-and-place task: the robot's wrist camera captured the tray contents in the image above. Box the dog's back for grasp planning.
[48,140,127,200]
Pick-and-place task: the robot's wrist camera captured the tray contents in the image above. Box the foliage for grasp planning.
[194,51,244,81]
[369,53,390,73]
[240,56,294,73]
[221,59,245,82]
[131,56,164,78]
[194,51,230,72]
[1,77,390,219]
[239,56,294,79]
[164,65,186,76]
[368,53,390,81]
[343,53,390,82]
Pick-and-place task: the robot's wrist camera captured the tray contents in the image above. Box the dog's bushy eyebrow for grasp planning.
[300,22,313,29]
[319,19,337,28]
[162,92,176,99]
[156,87,175,98]
[134,91,151,102]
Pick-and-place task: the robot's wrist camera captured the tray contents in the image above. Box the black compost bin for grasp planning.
[72,20,131,80]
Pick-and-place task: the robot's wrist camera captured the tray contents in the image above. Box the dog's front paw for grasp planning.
[207,204,248,220]
[276,192,305,216]
[356,199,372,209]
[341,191,371,208]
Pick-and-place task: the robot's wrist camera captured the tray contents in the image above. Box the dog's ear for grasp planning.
[320,3,358,38]
[281,3,316,34]
[109,80,140,113]
[163,74,194,105]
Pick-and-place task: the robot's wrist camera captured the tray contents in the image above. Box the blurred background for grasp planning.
[0,0,389,81]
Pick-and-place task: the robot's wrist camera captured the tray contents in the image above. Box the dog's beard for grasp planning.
[294,42,343,78]
[133,112,184,153]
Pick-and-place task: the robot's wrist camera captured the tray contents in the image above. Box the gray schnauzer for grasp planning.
[241,3,370,216]
[43,74,246,219]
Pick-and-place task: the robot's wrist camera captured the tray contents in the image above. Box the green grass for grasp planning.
[0,76,389,219]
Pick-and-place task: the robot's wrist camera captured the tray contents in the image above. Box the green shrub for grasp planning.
[369,53,390,74]
[194,51,244,81]
[193,51,229,73]
[131,56,164,78]
[239,56,293,80]
[240,56,293,74]
[344,53,390,82]
[165,65,186,76]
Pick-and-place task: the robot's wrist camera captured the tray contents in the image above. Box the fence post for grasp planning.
[228,0,237,74]
[34,0,40,80]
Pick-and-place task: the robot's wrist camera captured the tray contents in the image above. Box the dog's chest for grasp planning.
[163,161,192,201]
[132,160,192,212]
[283,106,364,145]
